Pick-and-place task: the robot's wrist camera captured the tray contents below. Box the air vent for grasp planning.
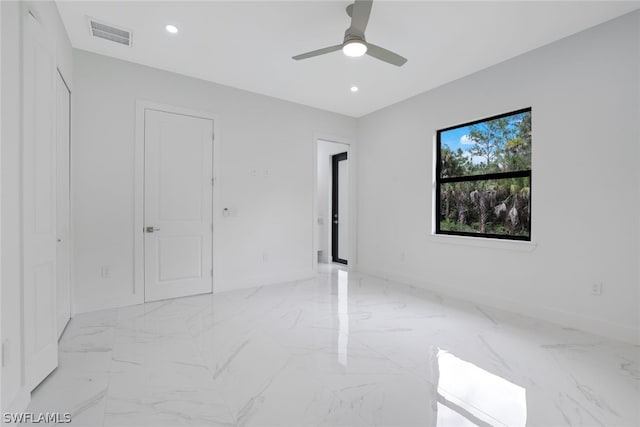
[88,18,132,46]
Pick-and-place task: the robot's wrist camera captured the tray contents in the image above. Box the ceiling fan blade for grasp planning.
[292,44,343,60]
[366,43,407,66]
[349,0,373,36]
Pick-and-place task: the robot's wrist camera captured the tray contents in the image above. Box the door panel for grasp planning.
[331,152,348,264]
[23,12,58,389]
[144,110,213,302]
[56,72,71,338]
[157,236,202,281]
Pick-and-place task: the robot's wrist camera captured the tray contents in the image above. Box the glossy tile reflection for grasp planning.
[27,265,639,426]
[436,349,526,426]
[337,269,349,367]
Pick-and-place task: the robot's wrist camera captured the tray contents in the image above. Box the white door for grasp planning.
[144,109,213,302]
[23,12,58,389]
[56,72,71,338]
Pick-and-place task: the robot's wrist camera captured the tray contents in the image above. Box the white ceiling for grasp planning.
[56,1,640,117]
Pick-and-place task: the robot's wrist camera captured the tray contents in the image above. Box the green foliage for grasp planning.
[440,178,530,237]
[468,116,513,171]
[441,147,470,178]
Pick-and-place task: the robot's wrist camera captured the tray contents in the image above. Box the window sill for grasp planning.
[428,233,538,252]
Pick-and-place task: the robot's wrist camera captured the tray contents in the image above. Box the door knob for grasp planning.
[145,226,161,233]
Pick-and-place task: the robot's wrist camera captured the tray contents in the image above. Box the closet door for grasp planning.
[23,11,58,389]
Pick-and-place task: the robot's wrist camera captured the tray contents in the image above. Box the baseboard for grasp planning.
[214,270,315,294]
[73,294,143,315]
[356,266,640,346]
[74,271,317,314]
[4,386,30,414]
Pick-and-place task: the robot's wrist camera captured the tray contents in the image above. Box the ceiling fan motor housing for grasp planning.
[344,32,366,45]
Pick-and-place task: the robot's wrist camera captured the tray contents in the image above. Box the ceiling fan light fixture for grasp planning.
[343,40,367,57]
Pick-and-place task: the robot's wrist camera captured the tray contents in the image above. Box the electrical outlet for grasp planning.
[591,282,603,296]
[101,266,111,278]
[262,252,269,262]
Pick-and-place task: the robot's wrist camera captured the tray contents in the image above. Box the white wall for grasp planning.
[72,50,357,313]
[1,0,72,411]
[356,11,640,344]
[317,140,349,263]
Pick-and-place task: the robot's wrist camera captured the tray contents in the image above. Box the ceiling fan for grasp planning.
[292,0,407,67]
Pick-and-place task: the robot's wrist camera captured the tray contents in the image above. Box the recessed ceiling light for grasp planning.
[350,86,359,93]
[165,24,178,34]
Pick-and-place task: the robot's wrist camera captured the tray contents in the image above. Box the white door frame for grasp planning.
[134,101,218,302]
[56,68,71,337]
[312,134,357,273]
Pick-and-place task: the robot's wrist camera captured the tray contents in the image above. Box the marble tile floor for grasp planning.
[27,266,639,426]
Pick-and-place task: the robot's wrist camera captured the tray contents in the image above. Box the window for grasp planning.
[436,108,531,240]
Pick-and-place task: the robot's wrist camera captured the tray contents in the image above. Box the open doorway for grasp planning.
[332,152,348,264]
[317,139,349,267]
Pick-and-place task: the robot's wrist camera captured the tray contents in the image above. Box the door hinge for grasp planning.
[212,133,215,142]
[210,269,213,277]
[211,177,215,186]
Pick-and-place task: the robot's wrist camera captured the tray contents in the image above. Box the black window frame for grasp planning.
[435,107,532,241]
